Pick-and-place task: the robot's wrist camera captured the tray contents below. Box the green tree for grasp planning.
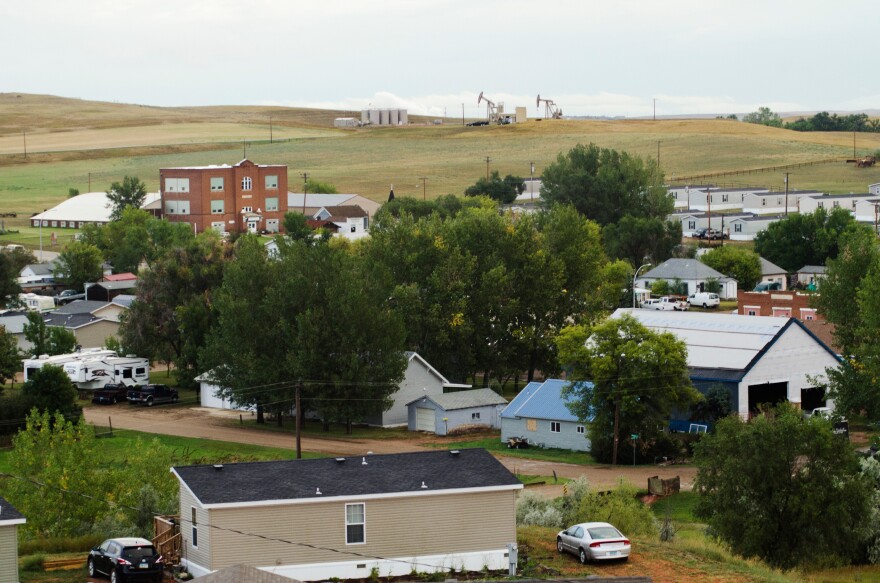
[694,403,872,569]
[754,207,869,273]
[602,216,682,268]
[20,365,79,417]
[304,179,338,194]
[281,212,329,246]
[742,106,782,127]
[5,246,36,274]
[68,188,79,198]
[0,252,21,307]
[0,325,20,387]
[48,326,77,355]
[540,143,671,225]
[701,246,762,290]
[121,232,227,387]
[557,314,699,465]
[54,241,103,291]
[23,311,50,356]
[106,176,147,221]
[464,171,524,204]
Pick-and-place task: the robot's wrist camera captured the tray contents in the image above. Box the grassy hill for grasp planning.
[2,93,880,217]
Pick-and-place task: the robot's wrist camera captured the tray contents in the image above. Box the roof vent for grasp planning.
[366,451,373,455]
[450,450,460,456]
[421,481,428,489]
[362,457,368,466]
[213,464,224,471]
[316,488,322,495]
[335,457,346,464]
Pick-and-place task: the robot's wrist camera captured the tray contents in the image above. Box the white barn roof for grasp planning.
[612,308,790,370]
[31,192,161,224]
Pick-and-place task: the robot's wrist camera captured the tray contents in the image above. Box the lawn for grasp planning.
[433,435,595,465]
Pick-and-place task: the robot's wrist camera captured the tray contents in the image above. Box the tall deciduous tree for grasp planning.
[21,365,79,417]
[0,325,20,388]
[464,171,525,204]
[121,232,227,387]
[742,106,783,127]
[694,403,871,569]
[54,240,103,291]
[0,251,21,307]
[754,207,870,273]
[700,245,762,291]
[540,143,671,225]
[558,313,698,465]
[602,215,682,268]
[106,176,147,221]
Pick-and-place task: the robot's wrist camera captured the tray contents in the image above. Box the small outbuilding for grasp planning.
[500,379,590,451]
[406,388,508,435]
[0,496,26,583]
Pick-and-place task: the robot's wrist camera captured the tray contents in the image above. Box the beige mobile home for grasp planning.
[0,497,26,583]
[172,449,521,581]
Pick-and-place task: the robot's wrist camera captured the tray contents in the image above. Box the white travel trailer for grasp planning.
[23,349,117,382]
[61,356,150,389]
[18,293,55,312]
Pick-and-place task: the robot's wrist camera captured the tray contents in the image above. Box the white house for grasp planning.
[869,183,880,196]
[798,193,878,215]
[741,190,820,215]
[667,185,714,210]
[759,257,788,290]
[287,193,381,219]
[727,215,784,241]
[796,265,826,288]
[613,309,840,419]
[854,198,880,223]
[637,258,738,299]
[670,211,754,237]
[688,187,769,212]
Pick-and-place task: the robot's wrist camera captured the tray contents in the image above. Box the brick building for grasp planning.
[738,290,820,321]
[160,159,288,234]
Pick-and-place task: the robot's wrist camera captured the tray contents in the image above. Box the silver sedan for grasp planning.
[556,521,631,563]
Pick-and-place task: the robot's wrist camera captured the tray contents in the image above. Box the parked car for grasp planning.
[688,292,720,308]
[753,281,782,292]
[87,537,164,583]
[127,384,178,407]
[706,228,728,240]
[92,383,129,405]
[641,296,688,311]
[692,227,708,239]
[54,289,85,305]
[556,522,631,563]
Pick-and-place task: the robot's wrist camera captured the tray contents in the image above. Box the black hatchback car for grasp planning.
[87,537,164,583]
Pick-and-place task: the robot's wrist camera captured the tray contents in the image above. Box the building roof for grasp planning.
[748,190,823,198]
[693,187,770,193]
[287,193,364,209]
[407,388,508,411]
[43,312,104,330]
[197,564,302,583]
[102,272,137,282]
[21,262,55,276]
[731,214,784,223]
[111,294,136,308]
[172,449,521,508]
[612,308,838,374]
[162,159,283,171]
[641,259,729,282]
[0,496,25,526]
[92,280,138,291]
[798,265,827,274]
[804,193,876,200]
[327,205,368,219]
[759,257,786,276]
[0,312,30,334]
[50,300,109,314]
[500,379,583,422]
[30,192,160,223]
[405,351,470,389]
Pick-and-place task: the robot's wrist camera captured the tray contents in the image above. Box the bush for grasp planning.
[575,482,657,536]
[20,553,45,572]
[516,491,563,527]
[19,534,103,554]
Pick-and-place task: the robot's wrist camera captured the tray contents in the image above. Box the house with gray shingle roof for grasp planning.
[636,258,738,299]
[0,497,26,583]
[500,379,590,451]
[171,449,521,580]
[406,388,508,435]
[759,257,787,290]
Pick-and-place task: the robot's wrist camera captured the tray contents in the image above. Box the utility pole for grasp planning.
[653,98,656,121]
[242,140,247,158]
[784,172,790,216]
[462,103,465,126]
[301,172,309,214]
[419,177,427,200]
[529,161,535,201]
[269,116,273,144]
[88,172,91,192]
[854,131,856,158]
[484,156,492,181]
[22,130,27,159]
[295,383,302,459]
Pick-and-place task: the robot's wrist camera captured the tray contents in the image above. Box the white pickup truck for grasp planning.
[641,296,688,311]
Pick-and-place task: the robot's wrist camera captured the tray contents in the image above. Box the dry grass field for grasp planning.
[2,93,880,218]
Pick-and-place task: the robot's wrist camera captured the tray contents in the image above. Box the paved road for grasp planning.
[83,404,695,491]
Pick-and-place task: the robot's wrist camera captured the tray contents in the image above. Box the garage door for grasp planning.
[415,408,435,432]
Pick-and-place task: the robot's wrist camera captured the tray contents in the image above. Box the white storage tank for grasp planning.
[390,109,399,125]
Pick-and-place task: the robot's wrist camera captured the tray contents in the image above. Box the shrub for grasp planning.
[575,482,657,536]
[19,534,103,555]
[20,553,45,572]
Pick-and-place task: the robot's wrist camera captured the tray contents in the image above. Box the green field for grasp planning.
[3,94,880,221]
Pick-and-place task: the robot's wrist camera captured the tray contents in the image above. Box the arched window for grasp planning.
[241,176,252,191]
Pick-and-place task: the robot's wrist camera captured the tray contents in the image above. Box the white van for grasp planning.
[688,292,720,308]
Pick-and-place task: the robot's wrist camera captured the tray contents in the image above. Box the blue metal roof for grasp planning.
[500,379,588,422]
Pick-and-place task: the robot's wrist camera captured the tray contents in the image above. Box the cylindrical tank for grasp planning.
[380,110,390,125]
[390,109,399,125]
[399,110,408,125]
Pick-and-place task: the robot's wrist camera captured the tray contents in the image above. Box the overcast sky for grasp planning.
[3,0,877,118]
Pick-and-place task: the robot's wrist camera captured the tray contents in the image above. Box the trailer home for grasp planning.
[23,349,117,382]
[61,355,149,389]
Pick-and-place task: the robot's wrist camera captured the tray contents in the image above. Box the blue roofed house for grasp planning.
[500,379,590,451]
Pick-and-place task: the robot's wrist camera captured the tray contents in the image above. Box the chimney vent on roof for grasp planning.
[421,481,428,489]
[450,450,460,456]
[213,464,223,471]
[316,488,322,495]
[362,457,368,466]
[335,457,346,464]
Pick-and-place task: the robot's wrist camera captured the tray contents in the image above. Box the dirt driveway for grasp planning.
[83,405,695,492]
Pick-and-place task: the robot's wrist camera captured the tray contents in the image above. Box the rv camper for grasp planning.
[61,355,150,390]
[23,349,118,382]
[19,293,55,312]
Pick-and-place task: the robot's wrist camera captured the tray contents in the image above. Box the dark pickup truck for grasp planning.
[54,289,86,305]
[91,383,129,405]
[127,384,179,407]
